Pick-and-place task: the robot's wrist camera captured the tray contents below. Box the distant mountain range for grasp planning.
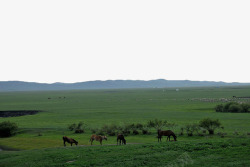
[0,79,250,91]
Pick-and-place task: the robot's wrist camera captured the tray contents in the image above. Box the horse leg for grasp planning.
[158,136,161,142]
[64,141,66,147]
[91,139,93,145]
[159,136,162,142]
[117,138,118,145]
[71,143,72,146]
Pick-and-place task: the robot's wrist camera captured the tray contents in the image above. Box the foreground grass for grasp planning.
[1,138,250,167]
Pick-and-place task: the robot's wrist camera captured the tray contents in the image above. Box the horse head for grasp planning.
[123,139,126,145]
[102,136,107,140]
[173,135,177,141]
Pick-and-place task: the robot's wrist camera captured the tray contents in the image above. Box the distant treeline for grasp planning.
[215,102,250,113]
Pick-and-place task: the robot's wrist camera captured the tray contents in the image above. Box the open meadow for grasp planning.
[1,86,250,166]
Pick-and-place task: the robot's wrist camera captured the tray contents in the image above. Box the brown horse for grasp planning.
[158,130,177,142]
[89,134,107,145]
[117,134,126,145]
[63,136,78,146]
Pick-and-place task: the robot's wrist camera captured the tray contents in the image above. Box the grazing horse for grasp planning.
[63,136,78,146]
[158,130,177,142]
[117,134,126,145]
[89,134,107,145]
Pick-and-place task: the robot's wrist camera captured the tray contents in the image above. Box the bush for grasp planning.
[147,119,168,131]
[100,124,120,136]
[215,104,224,112]
[121,124,131,135]
[75,129,84,133]
[0,121,18,137]
[68,123,76,131]
[132,130,139,135]
[224,102,238,111]
[142,129,150,135]
[242,103,250,113]
[199,118,221,135]
[68,121,87,134]
[179,127,184,136]
[184,124,198,136]
[228,104,242,113]
[215,102,250,113]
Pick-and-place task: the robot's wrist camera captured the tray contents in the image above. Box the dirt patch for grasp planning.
[0,110,42,117]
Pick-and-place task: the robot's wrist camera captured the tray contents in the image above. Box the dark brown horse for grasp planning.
[89,134,107,145]
[158,130,177,142]
[63,136,78,146]
[117,134,126,145]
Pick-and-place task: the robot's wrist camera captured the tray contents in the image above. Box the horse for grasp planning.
[89,134,107,145]
[157,130,177,142]
[63,136,78,146]
[117,134,126,145]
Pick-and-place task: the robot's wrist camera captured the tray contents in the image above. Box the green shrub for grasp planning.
[68,122,87,134]
[147,119,168,131]
[100,124,120,136]
[199,118,221,135]
[228,104,242,113]
[68,123,76,131]
[242,103,250,113]
[184,124,197,136]
[215,102,250,113]
[132,130,139,135]
[215,104,224,112]
[0,121,18,137]
[179,127,184,136]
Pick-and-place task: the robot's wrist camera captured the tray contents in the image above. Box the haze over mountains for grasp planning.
[0,79,250,92]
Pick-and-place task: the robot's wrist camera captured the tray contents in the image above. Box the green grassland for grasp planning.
[1,138,250,167]
[1,86,250,166]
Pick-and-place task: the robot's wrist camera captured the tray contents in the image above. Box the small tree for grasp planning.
[215,104,224,112]
[68,123,76,131]
[199,118,221,135]
[68,121,87,133]
[228,104,242,113]
[241,103,250,113]
[184,124,199,136]
[0,121,18,137]
[147,119,168,131]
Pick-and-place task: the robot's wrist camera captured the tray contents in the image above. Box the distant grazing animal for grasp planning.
[117,134,126,145]
[63,136,78,146]
[89,134,107,145]
[157,130,177,142]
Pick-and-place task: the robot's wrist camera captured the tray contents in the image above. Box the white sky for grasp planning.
[0,0,250,83]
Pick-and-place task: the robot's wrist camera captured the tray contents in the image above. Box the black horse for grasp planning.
[117,134,126,145]
[157,130,177,142]
[63,136,78,146]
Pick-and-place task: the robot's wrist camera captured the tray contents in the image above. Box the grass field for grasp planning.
[1,86,250,166]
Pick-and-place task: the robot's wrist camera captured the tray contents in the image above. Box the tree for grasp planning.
[0,121,18,137]
[147,119,168,131]
[228,104,242,113]
[199,118,221,135]
[68,121,87,133]
[215,104,224,112]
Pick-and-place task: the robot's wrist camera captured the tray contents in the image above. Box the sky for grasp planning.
[0,0,250,83]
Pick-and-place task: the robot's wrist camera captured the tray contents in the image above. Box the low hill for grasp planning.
[0,79,249,91]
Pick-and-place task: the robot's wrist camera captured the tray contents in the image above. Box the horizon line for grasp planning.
[1,79,249,84]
